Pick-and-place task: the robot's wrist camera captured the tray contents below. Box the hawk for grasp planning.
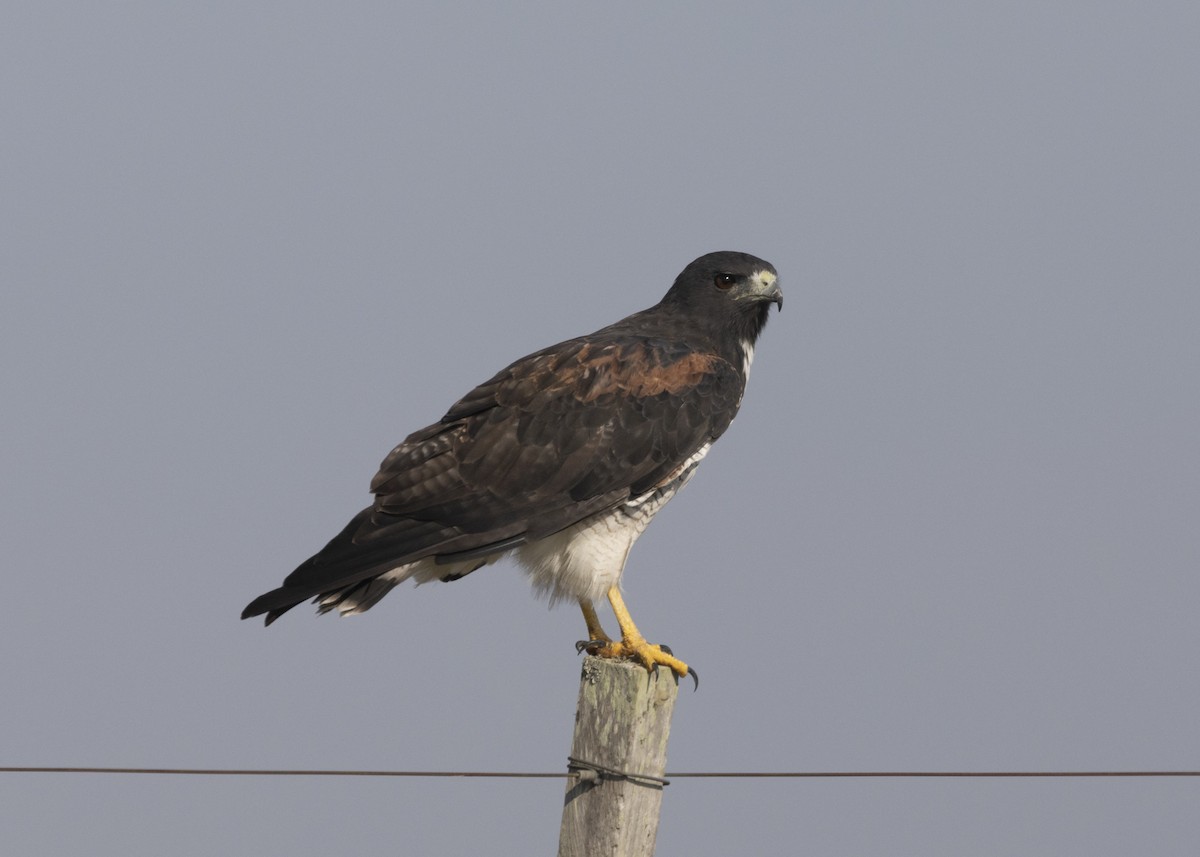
[242,251,781,684]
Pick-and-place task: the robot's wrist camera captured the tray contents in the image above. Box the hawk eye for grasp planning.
[714,273,738,290]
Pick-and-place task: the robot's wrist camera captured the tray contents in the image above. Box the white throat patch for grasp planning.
[741,339,755,379]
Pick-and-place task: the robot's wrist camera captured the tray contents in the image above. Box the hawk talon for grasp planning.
[659,661,699,691]
[645,660,698,692]
[585,637,696,689]
[648,643,697,689]
[575,638,608,655]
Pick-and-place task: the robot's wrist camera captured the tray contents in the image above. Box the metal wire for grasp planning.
[567,756,671,787]
[2,766,1197,779]
[666,771,1200,778]
[0,767,564,778]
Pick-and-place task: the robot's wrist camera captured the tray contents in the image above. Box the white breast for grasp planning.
[515,440,713,604]
[514,510,641,604]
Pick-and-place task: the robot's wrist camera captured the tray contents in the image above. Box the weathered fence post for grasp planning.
[557,656,680,857]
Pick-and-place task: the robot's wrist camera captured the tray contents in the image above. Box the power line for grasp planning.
[667,771,1200,779]
[0,767,561,778]
[3,766,1198,780]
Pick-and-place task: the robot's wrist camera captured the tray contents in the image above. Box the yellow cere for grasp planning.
[753,270,777,289]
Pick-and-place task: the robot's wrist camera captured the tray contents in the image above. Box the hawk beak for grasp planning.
[750,271,782,311]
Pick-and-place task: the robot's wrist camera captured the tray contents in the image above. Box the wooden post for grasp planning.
[557,656,680,857]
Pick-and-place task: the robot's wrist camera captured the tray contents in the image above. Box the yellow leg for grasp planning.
[578,599,611,645]
[586,585,695,685]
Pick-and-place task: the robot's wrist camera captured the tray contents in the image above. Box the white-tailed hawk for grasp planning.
[242,251,782,684]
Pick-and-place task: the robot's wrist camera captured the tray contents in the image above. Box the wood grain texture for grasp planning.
[558,657,680,857]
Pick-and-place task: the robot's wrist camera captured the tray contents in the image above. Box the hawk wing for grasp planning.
[244,334,743,618]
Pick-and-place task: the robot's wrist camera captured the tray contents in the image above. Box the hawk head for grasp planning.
[660,251,782,347]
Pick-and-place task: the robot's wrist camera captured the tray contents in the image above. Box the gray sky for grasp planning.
[3,2,1198,854]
